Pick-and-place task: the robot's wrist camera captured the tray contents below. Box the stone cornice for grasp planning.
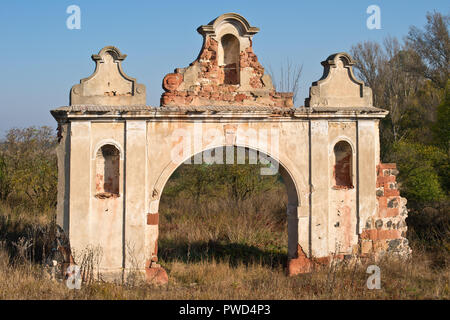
[51,105,388,122]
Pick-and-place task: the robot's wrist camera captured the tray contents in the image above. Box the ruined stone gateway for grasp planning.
[51,13,411,283]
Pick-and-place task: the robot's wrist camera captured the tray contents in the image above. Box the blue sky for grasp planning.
[0,0,448,135]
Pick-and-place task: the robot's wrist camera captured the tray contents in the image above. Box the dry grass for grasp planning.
[0,245,448,299]
[158,188,288,268]
[0,188,448,300]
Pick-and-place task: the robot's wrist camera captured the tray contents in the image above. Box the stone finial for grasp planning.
[160,13,293,108]
[70,46,146,106]
[305,53,373,108]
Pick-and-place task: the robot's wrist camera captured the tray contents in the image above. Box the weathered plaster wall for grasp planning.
[328,121,357,255]
[145,119,310,266]
[123,121,148,273]
[70,46,146,106]
[54,114,403,279]
[56,122,70,232]
[57,114,395,278]
[357,120,378,235]
[305,53,373,108]
[89,122,124,272]
[52,14,411,282]
[68,121,92,258]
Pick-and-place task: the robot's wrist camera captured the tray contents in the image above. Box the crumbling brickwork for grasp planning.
[160,14,293,108]
[53,14,411,282]
[359,163,411,258]
[287,163,411,275]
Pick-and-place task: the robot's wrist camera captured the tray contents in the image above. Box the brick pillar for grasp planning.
[359,163,411,258]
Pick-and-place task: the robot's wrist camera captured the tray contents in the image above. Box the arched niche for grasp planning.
[332,141,353,189]
[220,34,240,84]
[95,144,120,198]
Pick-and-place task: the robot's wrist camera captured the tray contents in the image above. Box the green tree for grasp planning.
[0,154,11,201]
[0,126,58,210]
[387,141,446,204]
[351,11,449,208]
[433,80,450,153]
[163,147,281,203]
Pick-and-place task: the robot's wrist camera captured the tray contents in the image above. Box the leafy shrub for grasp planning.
[0,126,57,211]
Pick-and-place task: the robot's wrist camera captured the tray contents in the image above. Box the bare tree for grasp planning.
[383,37,427,140]
[406,11,450,89]
[349,41,384,93]
[351,37,424,143]
[267,58,303,105]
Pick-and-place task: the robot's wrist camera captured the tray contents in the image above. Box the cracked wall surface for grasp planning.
[51,13,411,282]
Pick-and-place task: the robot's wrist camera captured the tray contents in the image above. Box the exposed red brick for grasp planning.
[378,197,387,208]
[288,245,312,275]
[162,73,183,92]
[359,162,409,258]
[160,31,292,108]
[334,153,352,187]
[385,208,399,217]
[376,162,402,215]
[161,93,173,106]
[377,176,396,185]
[147,213,159,225]
[224,63,238,84]
[249,76,263,88]
[314,256,332,265]
[360,229,401,241]
[360,240,373,255]
[222,92,234,101]
[379,163,397,170]
[199,91,210,99]
[145,265,168,285]
[234,93,247,102]
[378,207,387,218]
[95,145,120,196]
[209,92,220,100]
[384,189,400,197]
[360,229,378,240]
[378,229,401,240]
[202,84,214,92]
[152,241,158,260]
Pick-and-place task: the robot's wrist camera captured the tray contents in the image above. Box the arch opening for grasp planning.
[155,146,300,269]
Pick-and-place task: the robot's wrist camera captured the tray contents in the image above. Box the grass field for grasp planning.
[0,186,448,300]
